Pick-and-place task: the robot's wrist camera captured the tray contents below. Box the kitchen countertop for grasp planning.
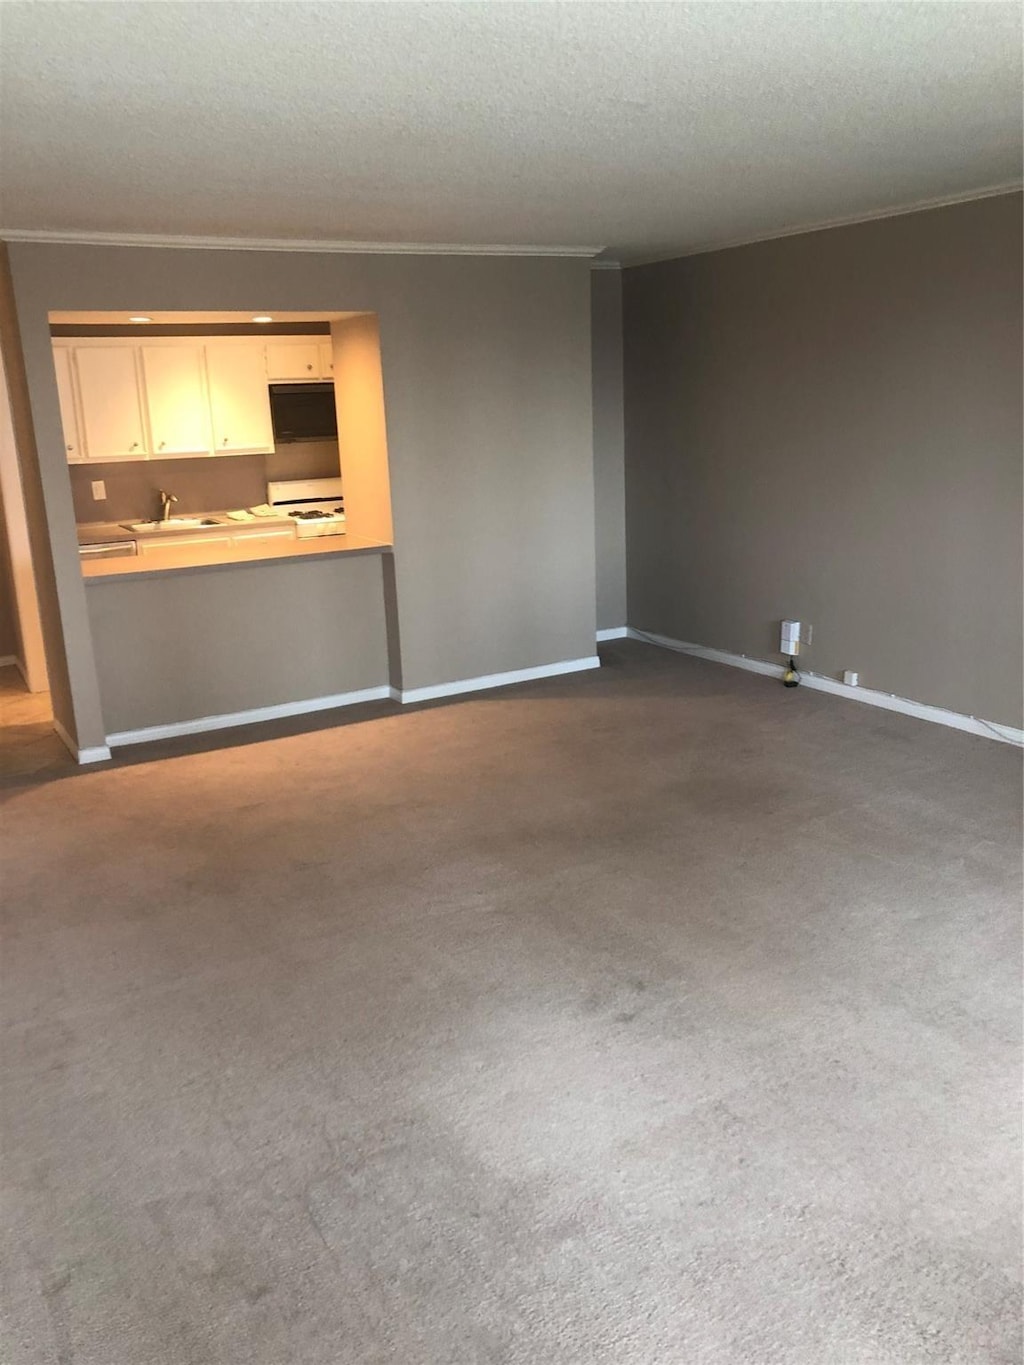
[77,519,150,546]
[76,513,296,545]
[81,531,392,581]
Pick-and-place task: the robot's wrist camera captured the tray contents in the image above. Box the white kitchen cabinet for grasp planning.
[56,333,331,463]
[266,341,320,381]
[141,346,212,457]
[231,526,296,544]
[53,347,84,463]
[74,347,148,461]
[138,532,234,556]
[205,344,275,454]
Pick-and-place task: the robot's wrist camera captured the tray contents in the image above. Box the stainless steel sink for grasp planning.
[125,517,223,533]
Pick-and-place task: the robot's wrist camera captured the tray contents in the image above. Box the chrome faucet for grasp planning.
[159,489,178,522]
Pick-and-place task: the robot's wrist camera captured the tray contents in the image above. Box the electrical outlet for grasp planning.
[843,670,859,687]
[90,480,106,501]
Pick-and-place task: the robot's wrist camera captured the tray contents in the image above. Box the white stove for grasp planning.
[267,478,347,539]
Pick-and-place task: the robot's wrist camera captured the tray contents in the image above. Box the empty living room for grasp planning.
[0,3,1021,1363]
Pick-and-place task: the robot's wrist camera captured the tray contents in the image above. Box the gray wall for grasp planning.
[86,553,389,734]
[7,245,597,749]
[624,193,1023,728]
[0,479,20,661]
[591,268,627,630]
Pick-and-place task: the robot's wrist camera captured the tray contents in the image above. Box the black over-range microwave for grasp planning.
[269,383,339,443]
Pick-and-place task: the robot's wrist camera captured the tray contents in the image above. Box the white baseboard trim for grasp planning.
[106,685,392,748]
[53,717,112,764]
[393,655,601,705]
[596,627,629,641]
[627,628,1024,747]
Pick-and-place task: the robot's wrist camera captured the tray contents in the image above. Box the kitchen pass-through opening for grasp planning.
[49,309,394,559]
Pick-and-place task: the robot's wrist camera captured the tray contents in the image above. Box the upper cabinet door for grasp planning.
[266,341,320,381]
[74,347,148,461]
[53,348,84,463]
[318,341,335,379]
[141,346,212,456]
[206,344,275,454]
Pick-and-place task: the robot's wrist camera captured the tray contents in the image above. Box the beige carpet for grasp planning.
[2,640,1021,1364]
[0,665,67,783]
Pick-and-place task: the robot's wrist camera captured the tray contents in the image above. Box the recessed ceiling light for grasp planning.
[252,314,273,324]
[128,315,153,323]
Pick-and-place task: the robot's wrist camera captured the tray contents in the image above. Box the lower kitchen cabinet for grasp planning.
[135,525,296,556]
[230,526,296,543]
[137,533,234,555]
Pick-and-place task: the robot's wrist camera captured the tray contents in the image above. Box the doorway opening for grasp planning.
[0,343,64,778]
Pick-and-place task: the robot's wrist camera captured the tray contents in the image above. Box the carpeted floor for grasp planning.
[2,640,1021,1364]
[0,666,67,783]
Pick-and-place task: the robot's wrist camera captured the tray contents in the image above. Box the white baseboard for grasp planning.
[596,627,629,641]
[627,628,1024,747]
[106,685,392,748]
[393,655,601,705]
[104,656,604,746]
[53,717,112,764]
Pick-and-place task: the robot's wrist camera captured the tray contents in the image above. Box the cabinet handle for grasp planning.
[129,442,138,450]
[66,444,73,452]
[222,437,229,445]
[159,440,165,450]
[306,363,313,371]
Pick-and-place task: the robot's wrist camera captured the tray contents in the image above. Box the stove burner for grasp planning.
[290,509,335,520]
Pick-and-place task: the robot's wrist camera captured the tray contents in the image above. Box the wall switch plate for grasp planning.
[90,480,106,500]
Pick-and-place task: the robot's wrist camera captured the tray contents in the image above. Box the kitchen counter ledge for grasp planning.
[81,532,392,582]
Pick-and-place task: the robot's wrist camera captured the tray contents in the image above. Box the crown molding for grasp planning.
[0,228,603,259]
[625,182,1024,267]
[6,181,1016,266]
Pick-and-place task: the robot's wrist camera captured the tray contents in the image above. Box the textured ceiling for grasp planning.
[1,1,1020,262]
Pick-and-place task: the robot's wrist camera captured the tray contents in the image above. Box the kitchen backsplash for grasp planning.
[71,456,269,524]
[71,442,341,523]
[266,440,341,484]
